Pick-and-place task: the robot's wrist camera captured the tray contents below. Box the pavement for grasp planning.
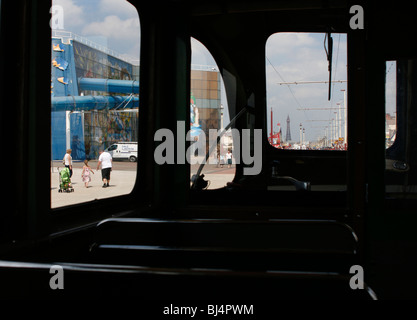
[51,160,235,208]
[51,160,137,208]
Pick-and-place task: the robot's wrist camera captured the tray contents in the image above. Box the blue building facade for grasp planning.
[51,36,139,160]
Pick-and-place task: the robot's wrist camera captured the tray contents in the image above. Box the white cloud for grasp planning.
[266,33,317,56]
[53,0,85,29]
[191,38,217,67]
[52,0,140,57]
[82,15,139,38]
[266,32,348,142]
[82,15,140,57]
[98,0,139,19]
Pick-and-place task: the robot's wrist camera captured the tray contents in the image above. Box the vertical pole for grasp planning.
[339,104,342,139]
[334,112,338,141]
[66,110,71,150]
[270,108,273,142]
[330,119,333,145]
[303,128,305,146]
[343,89,348,146]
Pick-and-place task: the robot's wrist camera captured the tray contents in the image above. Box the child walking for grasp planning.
[81,159,95,188]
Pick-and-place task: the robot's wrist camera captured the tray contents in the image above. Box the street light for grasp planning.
[302,128,305,147]
[341,89,347,147]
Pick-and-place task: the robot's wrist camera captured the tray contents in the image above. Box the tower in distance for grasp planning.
[286,114,292,142]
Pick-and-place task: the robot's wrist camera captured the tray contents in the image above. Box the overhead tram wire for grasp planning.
[329,34,341,123]
[386,61,395,75]
[278,80,347,85]
[272,34,345,143]
[266,56,310,122]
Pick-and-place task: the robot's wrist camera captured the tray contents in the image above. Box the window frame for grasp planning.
[48,0,143,229]
[265,31,348,152]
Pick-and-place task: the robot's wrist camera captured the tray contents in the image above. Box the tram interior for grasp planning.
[1,0,417,301]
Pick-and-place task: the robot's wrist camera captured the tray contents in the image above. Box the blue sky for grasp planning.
[53,2,393,145]
[53,0,140,61]
[266,32,348,144]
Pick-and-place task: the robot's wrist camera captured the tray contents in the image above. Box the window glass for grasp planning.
[385,61,397,149]
[107,145,118,151]
[266,33,347,150]
[50,0,140,208]
[385,59,417,198]
[190,38,235,190]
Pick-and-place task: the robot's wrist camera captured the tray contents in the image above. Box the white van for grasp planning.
[105,142,138,162]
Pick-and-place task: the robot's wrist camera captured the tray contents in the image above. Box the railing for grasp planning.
[191,64,218,71]
[52,30,140,66]
[52,31,217,71]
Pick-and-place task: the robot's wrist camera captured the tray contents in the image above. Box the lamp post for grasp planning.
[341,89,347,147]
[302,128,305,146]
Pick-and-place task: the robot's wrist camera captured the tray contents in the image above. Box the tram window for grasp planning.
[50,0,140,208]
[385,61,397,150]
[385,59,417,198]
[265,33,348,150]
[189,38,236,190]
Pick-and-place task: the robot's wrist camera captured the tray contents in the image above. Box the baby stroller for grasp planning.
[58,167,74,193]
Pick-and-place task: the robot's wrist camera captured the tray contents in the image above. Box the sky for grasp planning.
[191,38,231,125]
[52,0,141,61]
[266,32,348,144]
[193,33,349,144]
[385,61,396,116]
[52,0,231,123]
[193,32,349,143]
[53,1,394,144]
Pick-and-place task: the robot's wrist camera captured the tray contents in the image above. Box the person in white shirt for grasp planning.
[97,150,113,188]
[63,149,73,177]
[226,150,232,168]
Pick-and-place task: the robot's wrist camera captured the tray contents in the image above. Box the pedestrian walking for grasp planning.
[97,149,113,188]
[226,150,232,168]
[220,154,225,168]
[63,149,73,177]
[81,159,95,188]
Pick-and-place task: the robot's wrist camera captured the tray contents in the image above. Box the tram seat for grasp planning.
[0,259,376,300]
[90,218,359,273]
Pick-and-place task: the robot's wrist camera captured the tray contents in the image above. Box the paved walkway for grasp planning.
[51,167,137,208]
[51,161,235,208]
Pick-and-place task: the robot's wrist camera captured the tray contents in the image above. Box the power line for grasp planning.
[266,56,312,135]
[297,107,346,110]
[278,80,347,85]
[266,56,305,112]
[328,34,341,120]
